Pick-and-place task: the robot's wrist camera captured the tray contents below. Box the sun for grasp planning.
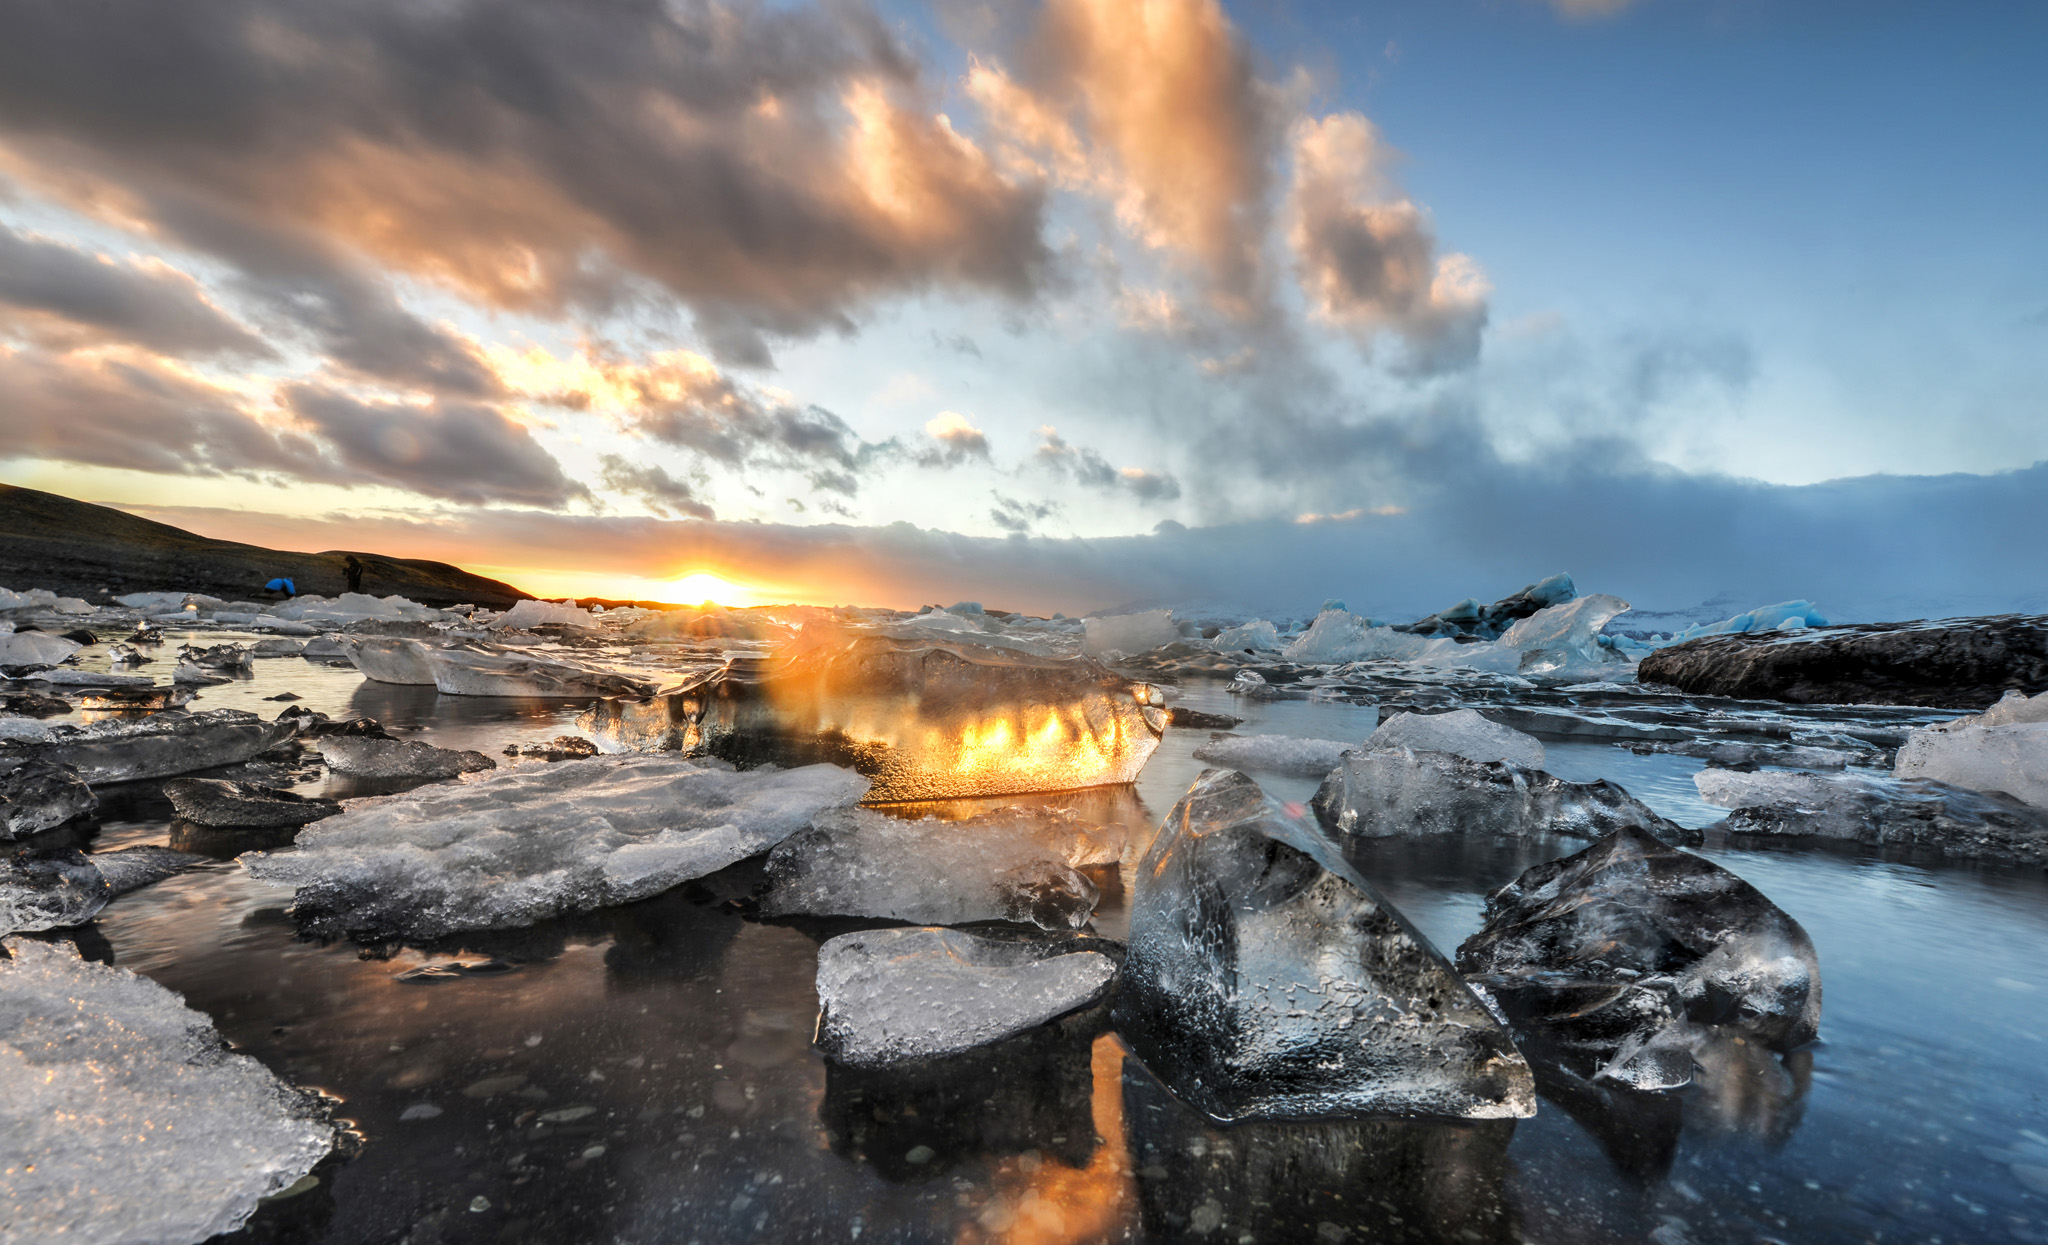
[669,571,747,606]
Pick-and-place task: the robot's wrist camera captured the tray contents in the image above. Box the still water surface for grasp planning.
[40,638,2048,1243]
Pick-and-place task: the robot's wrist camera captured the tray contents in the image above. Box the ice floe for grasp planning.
[1365,708,1546,768]
[1313,746,1691,843]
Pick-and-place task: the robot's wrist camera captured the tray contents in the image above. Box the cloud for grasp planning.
[0,345,315,477]
[918,410,991,466]
[0,0,1051,359]
[284,384,583,507]
[1035,425,1182,501]
[599,455,714,520]
[967,0,1280,315]
[120,458,2048,622]
[990,492,1060,533]
[0,223,271,358]
[1287,113,1490,373]
[1549,0,1638,19]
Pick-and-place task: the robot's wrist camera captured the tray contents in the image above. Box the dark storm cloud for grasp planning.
[0,222,271,358]
[989,492,1059,534]
[0,348,315,477]
[285,384,584,507]
[1035,426,1181,502]
[0,0,1051,361]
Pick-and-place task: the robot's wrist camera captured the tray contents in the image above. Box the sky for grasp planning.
[0,0,2042,618]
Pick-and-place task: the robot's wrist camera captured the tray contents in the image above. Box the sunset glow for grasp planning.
[667,571,750,606]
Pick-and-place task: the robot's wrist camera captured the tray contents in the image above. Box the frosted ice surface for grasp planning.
[1970,689,2048,728]
[244,756,868,939]
[1367,709,1546,768]
[578,630,1165,802]
[249,638,306,658]
[1896,720,2048,809]
[90,846,206,895]
[0,761,97,839]
[0,939,336,1243]
[1191,734,1357,777]
[319,735,497,779]
[1313,747,1689,843]
[177,642,253,670]
[1115,769,1535,1123]
[337,636,439,682]
[1458,826,1822,1077]
[165,778,342,828]
[760,806,1122,930]
[1695,766,2048,861]
[1081,610,1180,657]
[0,631,82,667]
[814,927,1117,1067]
[425,646,655,698]
[3,709,297,784]
[1210,619,1281,652]
[2,851,109,934]
[490,599,596,630]
[270,592,445,624]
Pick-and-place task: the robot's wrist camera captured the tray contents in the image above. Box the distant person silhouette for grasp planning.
[343,555,365,594]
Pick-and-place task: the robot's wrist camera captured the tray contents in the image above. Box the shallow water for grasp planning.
[17,636,2048,1243]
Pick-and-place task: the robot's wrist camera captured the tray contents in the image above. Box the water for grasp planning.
[16,634,2048,1243]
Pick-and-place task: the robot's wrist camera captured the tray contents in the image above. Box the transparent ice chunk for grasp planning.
[1313,747,1690,842]
[341,636,439,684]
[0,760,97,839]
[0,939,336,1243]
[243,756,868,939]
[318,735,497,779]
[760,806,1123,930]
[1695,766,2048,861]
[1191,734,1358,777]
[1081,609,1180,656]
[1209,619,1281,652]
[0,630,83,667]
[814,927,1117,1067]
[1115,769,1535,1123]
[424,646,655,698]
[2,708,297,784]
[164,778,342,828]
[1896,719,2048,809]
[1366,709,1546,768]
[578,628,1165,802]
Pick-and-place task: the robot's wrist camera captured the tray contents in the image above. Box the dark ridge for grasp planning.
[0,484,532,609]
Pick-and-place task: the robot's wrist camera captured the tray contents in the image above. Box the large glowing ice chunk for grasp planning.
[0,939,336,1243]
[1115,769,1535,1123]
[243,755,867,939]
[577,628,1166,802]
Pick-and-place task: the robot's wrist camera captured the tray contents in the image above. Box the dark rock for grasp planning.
[274,706,390,738]
[59,629,99,646]
[163,778,343,828]
[1166,706,1242,730]
[263,692,302,702]
[1636,614,2048,709]
[1313,747,1698,845]
[1116,769,1534,1123]
[318,735,495,778]
[1458,826,1821,1089]
[0,760,98,839]
[2,691,73,717]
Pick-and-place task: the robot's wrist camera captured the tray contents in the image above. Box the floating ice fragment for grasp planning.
[1190,734,1357,777]
[490,599,595,630]
[0,760,97,839]
[578,629,1164,802]
[0,630,82,667]
[814,927,1117,1067]
[319,736,497,779]
[0,939,336,1242]
[1672,600,1830,644]
[1209,619,1281,652]
[177,642,253,670]
[425,646,654,698]
[243,755,868,939]
[1896,719,2048,809]
[1366,709,1546,768]
[1694,766,2048,862]
[164,778,342,828]
[1,850,109,933]
[1115,769,1535,1123]
[0,709,297,784]
[1313,747,1691,842]
[1081,610,1180,657]
[760,806,1121,930]
[1458,826,1821,1081]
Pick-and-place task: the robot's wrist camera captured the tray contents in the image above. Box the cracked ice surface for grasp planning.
[243,756,868,940]
[814,927,1117,1067]
[1115,768,1535,1123]
[760,806,1123,930]
[0,938,336,1244]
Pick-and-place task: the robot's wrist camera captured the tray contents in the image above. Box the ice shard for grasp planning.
[243,755,867,940]
[760,806,1122,930]
[0,760,98,839]
[814,926,1118,1067]
[424,645,656,698]
[341,636,440,684]
[164,778,343,828]
[577,627,1166,802]
[1115,769,1535,1123]
[0,708,297,784]
[318,735,497,779]
[0,939,336,1243]
[1313,746,1693,843]
[1366,709,1546,768]
[1190,733,1357,777]
[1457,826,1821,1081]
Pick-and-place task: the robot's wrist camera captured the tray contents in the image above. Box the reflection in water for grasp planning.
[168,818,301,859]
[1122,1059,1519,1243]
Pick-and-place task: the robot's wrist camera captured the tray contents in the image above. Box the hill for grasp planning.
[0,485,532,609]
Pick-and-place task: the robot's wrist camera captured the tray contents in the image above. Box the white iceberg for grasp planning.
[243,755,868,939]
[489,599,595,630]
[1366,709,1546,768]
[813,927,1117,1068]
[0,939,336,1243]
[1671,599,1830,644]
[1081,609,1180,657]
